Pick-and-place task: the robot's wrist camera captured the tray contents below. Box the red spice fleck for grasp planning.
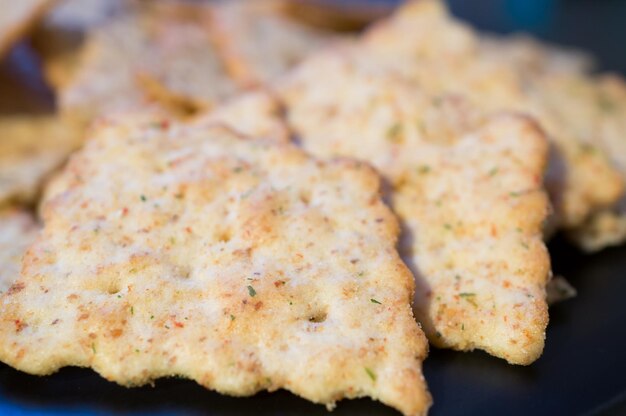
[78,313,90,321]
[110,329,123,338]
[503,280,511,288]
[7,282,25,295]
[273,280,286,287]
[14,320,27,332]
[122,207,129,216]
[173,321,184,328]
[254,301,264,311]
[185,227,193,234]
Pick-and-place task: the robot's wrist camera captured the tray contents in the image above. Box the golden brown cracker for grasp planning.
[0,113,431,416]
[279,46,551,364]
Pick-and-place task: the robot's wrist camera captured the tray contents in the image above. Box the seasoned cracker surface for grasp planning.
[58,1,236,125]
[279,45,551,364]
[210,0,340,87]
[360,0,622,230]
[485,34,626,250]
[0,209,38,295]
[41,90,288,206]
[568,75,626,251]
[0,114,430,416]
[0,0,56,58]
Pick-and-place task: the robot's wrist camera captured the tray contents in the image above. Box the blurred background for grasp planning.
[449,0,626,74]
[312,0,626,74]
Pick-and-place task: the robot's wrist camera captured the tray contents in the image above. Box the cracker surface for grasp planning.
[0,209,38,295]
[567,75,626,251]
[57,1,237,126]
[210,0,340,87]
[0,113,430,416]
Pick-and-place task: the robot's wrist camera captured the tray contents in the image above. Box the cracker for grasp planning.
[32,0,128,89]
[57,1,237,126]
[568,75,626,251]
[0,115,81,206]
[360,0,623,230]
[210,0,339,87]
[0,113,431,416]
[0,209,38,295]
[0,60,81,206]
[0,0,56,58]
[279,46,551,364]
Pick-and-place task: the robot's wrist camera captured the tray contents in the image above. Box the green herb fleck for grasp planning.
[230,314,236,321]
[386,123,403,143]
[130,306,134,315]
[91,343,96,354]
[461,323,465,330]
[117,294,122,299]
[459,292,478,307]
[140,195,147,202]
[150,315,154,319]
[417,165,431,174]
[488,167,499,177]
[435,331,442,338]
[247,285,257,297]
[598,96,615,113]
[165,324,170,329]
[135,349,140,353]
[444,223,452,230]
[521,241,529,249]
[365,367,377,382]
[233,167,243,173]
[357,271,365,277]
[509,191,523,198]
[370,298,382,305]
[170,237,176,245]
[580,143,597,154]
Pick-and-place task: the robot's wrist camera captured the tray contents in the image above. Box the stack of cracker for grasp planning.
[0,1,624,415]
